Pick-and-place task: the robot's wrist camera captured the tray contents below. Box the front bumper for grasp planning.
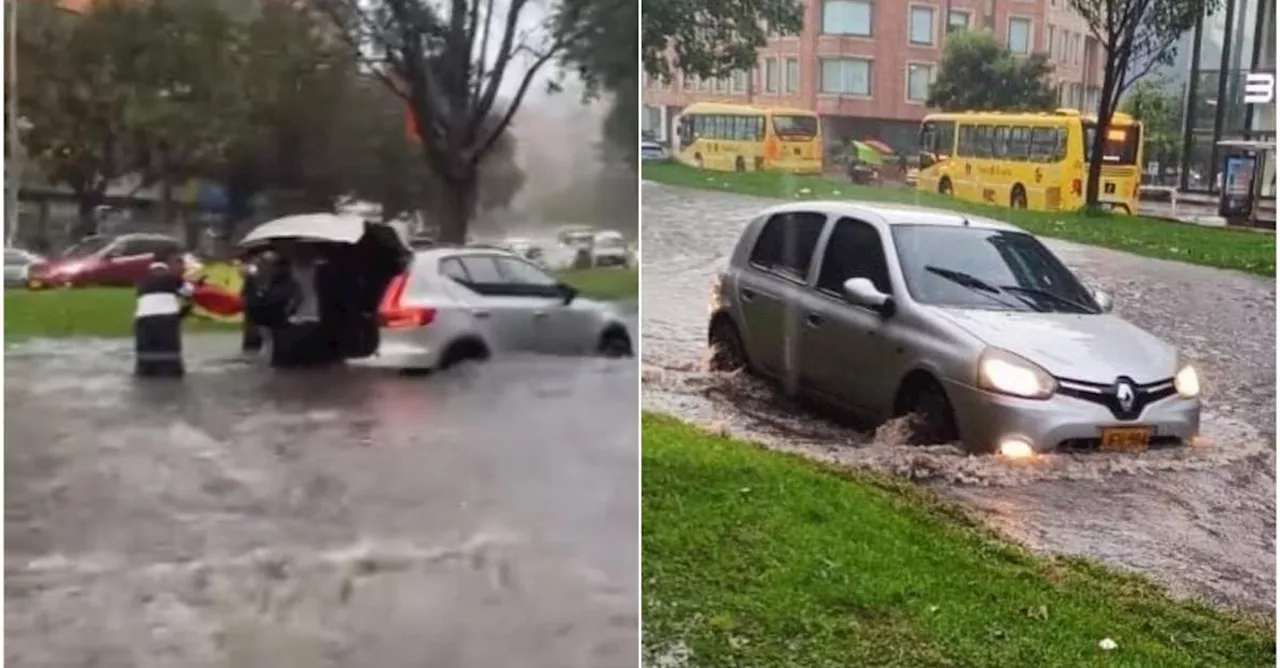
[943,378,1201,453]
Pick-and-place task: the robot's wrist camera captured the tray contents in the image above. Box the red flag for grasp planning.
[191,282,243,317]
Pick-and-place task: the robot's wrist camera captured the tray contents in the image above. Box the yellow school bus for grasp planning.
[915,109,1144,214]
[673,102,823,174]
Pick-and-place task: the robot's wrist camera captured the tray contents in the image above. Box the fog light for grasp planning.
[998,438,1035,458]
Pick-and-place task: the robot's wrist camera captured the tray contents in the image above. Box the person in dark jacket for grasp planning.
[238,249,277,354]
[134,249,195,377]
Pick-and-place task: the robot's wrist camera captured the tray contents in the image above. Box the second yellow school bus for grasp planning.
[673,102,823,174]
[915,109,1144,214]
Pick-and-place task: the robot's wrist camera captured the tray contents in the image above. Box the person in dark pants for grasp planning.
[134,250,195,377]
[238,250,278,354]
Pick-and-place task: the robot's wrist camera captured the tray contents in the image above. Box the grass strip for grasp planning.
[642,413,1275,668]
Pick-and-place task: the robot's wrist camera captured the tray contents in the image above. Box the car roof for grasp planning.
[757,200,1025,233]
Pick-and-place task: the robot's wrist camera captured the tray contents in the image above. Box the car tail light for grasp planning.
[378,274,436,329]
[1071,178,1082,196]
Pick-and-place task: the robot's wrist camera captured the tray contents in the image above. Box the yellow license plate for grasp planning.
[1099,426,1152,453]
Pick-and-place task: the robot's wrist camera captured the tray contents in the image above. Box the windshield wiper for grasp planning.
[997,285,1100,314]
[923,266,1035,311]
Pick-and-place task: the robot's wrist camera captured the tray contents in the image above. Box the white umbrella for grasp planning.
[239,213,367,247]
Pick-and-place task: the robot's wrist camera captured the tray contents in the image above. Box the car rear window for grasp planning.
[748,211,826,280]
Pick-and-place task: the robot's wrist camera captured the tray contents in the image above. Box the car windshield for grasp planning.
[891,225,1098,313]
[772,114,818,140]
[59,236,113,258]
[595,236,626,248]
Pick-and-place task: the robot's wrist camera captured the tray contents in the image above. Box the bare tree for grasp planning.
[315,0,587,242]
[1068,0,1219,210]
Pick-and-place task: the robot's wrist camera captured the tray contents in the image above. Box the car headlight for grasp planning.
[1174,364,1200,399]
[977,348,1056,400]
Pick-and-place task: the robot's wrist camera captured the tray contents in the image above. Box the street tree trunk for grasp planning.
[73,191,101,241]
[1085,57,1121,211]
[436,170,477,243]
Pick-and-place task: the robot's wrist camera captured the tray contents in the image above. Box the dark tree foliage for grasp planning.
[642,0,802,80]
[927,30,1058,112]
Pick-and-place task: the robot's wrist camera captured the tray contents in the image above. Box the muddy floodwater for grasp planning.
[6,334,638,667]
[641,182,1276,613]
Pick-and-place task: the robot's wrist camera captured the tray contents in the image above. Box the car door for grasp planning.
[734,210,827,387]
[446,254,546,354]
[798,217,899,414]
[493,255,598,355]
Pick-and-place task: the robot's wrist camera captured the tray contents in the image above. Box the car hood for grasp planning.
[933,308,1178,384]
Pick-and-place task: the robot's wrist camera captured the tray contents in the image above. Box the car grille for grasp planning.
[1056,376,1177,421]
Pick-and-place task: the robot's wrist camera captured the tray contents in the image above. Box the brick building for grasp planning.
[642,0,1106,153]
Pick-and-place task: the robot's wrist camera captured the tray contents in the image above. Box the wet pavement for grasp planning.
[6,333,639,667]
[640,182,1276,613]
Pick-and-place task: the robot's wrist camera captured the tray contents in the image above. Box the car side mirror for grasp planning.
[1092,288,1114,313]
[842,277,894,316]
[557,282,579,305]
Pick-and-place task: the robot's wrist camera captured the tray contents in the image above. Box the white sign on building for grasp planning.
[1243,73,1275,105]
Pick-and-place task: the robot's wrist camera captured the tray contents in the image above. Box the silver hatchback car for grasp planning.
[377,246,634,370]
[707,201,1201,456]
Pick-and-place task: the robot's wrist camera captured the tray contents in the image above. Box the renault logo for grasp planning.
[1116,381,1136,413]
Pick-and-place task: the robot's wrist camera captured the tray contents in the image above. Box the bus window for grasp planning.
[992,127,1010,158]
[679,116,694,143]
[936,121,956,157]
[919,122,937,167]
[1006,127,1032,160]
[772,115,819,139]
[1083,122,1140,164]
[974,126,994,158]
[1029,127,1065,162]
[957,125,974,156]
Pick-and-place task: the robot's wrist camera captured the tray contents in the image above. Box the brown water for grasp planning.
[640,182,1276,613]
[6,335,639,667]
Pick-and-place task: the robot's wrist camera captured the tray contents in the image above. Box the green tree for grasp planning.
[927,30,1057,112]
[1120,79,1181,172]
[642,0,802,80]
[15,0,146,238]
[560,0,638,164]
[1068,0,1220,209]
[314,0,588,243]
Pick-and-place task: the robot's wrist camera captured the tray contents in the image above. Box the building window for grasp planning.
[731,70,747,93]
[822,0,874,36]
[1046,25,1056,58]
[947,10,970,32]
[820,58,872,95]
[784,58,800,93]
[909,6,935,45]
[907,64,934,102]
[1007,18,1031,54]
[683,74,695,90]
[764,58,779,93]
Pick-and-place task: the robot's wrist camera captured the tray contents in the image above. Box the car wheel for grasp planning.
[735,156,746,173]
[440,338,490,370]
[598,330,633,358]
[938,178,953,196]
[899,378,960,445]
[708,317,747,372]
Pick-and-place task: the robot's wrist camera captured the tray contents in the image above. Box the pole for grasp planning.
[7,0,20,246]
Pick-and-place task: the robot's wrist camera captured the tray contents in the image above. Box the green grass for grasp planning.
[4,267,638,341]
[644,162,1275,277]
[5,288,240,341]
[557,266,639,301]
[642,414,1275,668]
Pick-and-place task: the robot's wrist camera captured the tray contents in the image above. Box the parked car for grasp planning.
[706,201,1201,456]
[26,233,196,289]
[641,140,668,162]
[590,231,631,268]
[376,246,634,370]
[5,248,44,288]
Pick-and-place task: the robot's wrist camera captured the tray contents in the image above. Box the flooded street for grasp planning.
[6,334,638,667]
[641,182,1276,613]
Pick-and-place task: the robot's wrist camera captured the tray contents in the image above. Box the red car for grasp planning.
[27,234,190,289]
